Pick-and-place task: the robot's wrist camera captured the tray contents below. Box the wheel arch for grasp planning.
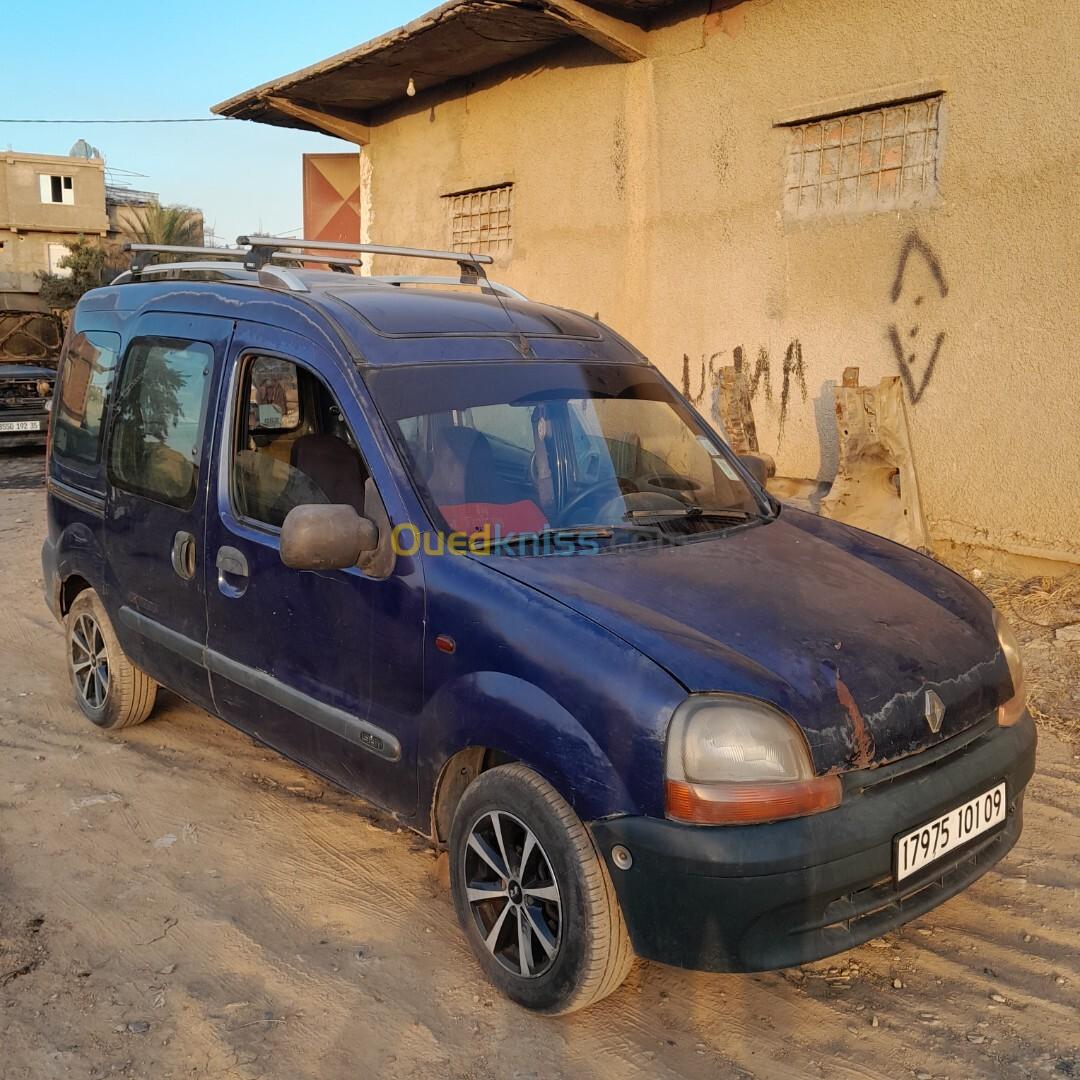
[60,573,93,615]
[430,745,519,845]
[50,518,108,619]
[420,671,638,841]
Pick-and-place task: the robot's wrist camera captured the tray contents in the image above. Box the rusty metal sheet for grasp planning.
[717,364,759,456]
[820,369,930,552]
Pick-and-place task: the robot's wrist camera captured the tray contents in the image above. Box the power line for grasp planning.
[0,117,227,124]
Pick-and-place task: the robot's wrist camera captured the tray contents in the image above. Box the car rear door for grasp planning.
[102,312,233,712]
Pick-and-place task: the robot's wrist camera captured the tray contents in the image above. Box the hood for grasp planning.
[484,508,1011,773]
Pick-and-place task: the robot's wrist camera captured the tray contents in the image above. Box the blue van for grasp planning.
[42,238,1036,1014]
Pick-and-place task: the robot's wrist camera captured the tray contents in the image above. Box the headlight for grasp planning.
[37,379,53,397]
[993,610,1027,727]
[665,695,842,825]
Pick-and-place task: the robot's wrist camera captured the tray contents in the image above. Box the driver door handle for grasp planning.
[216,546,250,598]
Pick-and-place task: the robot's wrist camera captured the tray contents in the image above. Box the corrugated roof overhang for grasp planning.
[212,0,686,139]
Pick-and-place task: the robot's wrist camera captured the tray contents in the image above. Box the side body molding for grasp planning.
[118,606,401,762]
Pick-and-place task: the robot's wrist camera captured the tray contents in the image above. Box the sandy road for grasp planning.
[0,447,1077,1080]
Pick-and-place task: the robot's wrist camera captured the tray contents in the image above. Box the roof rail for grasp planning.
[237,235,493,282]
[373,274,527,300]
[111,261,254,285]
[270,252,361,273]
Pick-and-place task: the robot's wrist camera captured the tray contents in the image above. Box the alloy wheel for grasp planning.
[463,810,562,978]
[70,613,110,710]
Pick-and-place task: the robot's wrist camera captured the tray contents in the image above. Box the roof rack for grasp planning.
[119,237,517,296]
[122,243,360,275]
[237,235,494,281]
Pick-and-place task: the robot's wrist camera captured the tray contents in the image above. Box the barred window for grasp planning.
[444,184,513,254]
[782,95,942,218]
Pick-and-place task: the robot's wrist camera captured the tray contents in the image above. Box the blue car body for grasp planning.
[42,273,1035,974]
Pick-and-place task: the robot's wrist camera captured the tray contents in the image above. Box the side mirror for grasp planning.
[280,504,378,571]
[738,452,775,490]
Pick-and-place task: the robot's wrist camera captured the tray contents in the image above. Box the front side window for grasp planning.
[369,362,765,553]
[231,354,369,529]
[108,338,212,509]
[53,330,121,467]
[247,355,300,432]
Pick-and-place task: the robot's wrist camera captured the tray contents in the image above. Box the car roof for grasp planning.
[80,270,646,369]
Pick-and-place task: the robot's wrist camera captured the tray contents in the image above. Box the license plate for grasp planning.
[895,782,1007,883]
[0,419,43,432]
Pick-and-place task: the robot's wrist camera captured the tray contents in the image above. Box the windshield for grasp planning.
[368,361,766,553]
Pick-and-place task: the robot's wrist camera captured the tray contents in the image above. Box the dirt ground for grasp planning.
[1,446,1077,1080]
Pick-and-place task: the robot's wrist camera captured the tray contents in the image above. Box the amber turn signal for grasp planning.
[665,775,843,825]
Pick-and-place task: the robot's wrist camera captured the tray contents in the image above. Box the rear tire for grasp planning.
[449,763,634,1014]
[65,590,157,730]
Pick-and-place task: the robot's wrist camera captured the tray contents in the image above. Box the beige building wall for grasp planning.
[362,0,1080,565]
[1,152,108,292]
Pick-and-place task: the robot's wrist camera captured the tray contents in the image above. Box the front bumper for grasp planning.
[0,430,47,448]
[590,712,1036,973]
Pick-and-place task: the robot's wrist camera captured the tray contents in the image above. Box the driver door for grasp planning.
[202,321,424,816]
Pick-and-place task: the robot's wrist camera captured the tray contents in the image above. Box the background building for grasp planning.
[1,142,205,303]
[215,0,1080,568]
[0,150,108,296]
[302,153,361,246]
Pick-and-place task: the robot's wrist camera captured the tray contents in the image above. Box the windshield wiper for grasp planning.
[490,522,670,554]
[625,506,757,523]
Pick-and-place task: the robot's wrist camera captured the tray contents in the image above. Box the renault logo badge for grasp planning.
[925,689,946,734]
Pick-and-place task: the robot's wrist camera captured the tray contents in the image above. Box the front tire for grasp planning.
[449,763,634,1014]
[65,590,157,730]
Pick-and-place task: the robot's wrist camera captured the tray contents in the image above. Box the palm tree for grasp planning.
[124,203,203,247]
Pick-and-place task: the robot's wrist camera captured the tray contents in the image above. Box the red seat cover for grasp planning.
[440,499,547,537]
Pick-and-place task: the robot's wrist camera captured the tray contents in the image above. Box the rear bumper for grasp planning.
[590,712,1036,973]
[41,534,62,623]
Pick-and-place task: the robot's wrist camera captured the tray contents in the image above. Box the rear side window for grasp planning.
[108,337,212,510]
[52,330,121,468]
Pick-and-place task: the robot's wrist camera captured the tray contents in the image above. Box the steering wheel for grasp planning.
[646,474,703,493]
[556,477,638,525]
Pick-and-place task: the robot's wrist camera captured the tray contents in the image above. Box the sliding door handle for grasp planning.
[171,531,196,580]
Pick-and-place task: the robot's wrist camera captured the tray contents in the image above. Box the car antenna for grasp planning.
[464,251,533,359]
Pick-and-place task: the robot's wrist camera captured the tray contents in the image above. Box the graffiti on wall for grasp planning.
[682,340,807,446]
[889,232,948,404]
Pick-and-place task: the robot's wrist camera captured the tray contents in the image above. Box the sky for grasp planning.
[0,0,432,244]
